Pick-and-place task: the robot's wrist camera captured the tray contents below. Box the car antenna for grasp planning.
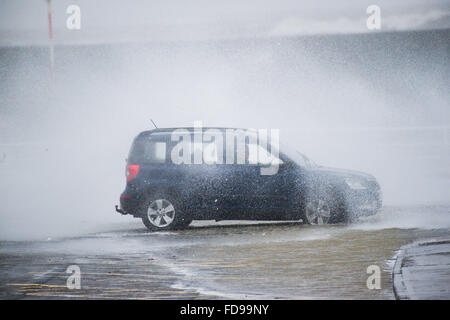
[150,119,158,129]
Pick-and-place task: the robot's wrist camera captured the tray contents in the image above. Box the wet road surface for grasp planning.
[1,205,449,299]
[393,238,450,299]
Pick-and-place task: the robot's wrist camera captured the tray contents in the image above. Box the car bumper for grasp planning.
[346,185,382,216]
[354,199,382,216]
[115,204,128,215]
[115,191,141,216]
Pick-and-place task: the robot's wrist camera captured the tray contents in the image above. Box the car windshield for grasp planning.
[279,141,318,169]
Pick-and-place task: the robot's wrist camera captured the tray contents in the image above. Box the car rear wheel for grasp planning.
[141,195,190,231]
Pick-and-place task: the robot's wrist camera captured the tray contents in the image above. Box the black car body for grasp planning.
[116,127,382,230]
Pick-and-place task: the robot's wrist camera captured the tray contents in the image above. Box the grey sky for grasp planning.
[0,0,449,45]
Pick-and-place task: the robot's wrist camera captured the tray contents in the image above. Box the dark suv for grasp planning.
[116,127,382,231]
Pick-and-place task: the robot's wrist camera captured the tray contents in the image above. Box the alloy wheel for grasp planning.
[305,199,331,225]
[147,199,176,228]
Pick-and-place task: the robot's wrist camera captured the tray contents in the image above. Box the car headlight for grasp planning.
[345,177,367,190]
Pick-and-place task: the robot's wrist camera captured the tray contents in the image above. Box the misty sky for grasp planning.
[1,1,449,240]
[0,0,449,45]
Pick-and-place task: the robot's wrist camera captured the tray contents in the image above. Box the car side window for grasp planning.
[128,139,168,164]
[190,141,220,164]
[247,143,283,166]
[145,142,167,163]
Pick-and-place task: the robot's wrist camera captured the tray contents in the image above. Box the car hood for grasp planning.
[310,166,376,181]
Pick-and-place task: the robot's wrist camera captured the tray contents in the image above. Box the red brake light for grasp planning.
[126,165,140,182]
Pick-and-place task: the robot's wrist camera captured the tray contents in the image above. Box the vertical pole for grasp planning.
[47,0,54,81]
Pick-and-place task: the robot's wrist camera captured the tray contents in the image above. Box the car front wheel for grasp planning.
[305,199,332,225]
[303,192,347,225]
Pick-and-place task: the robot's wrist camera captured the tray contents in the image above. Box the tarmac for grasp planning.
[1,207,450,300]
[393,238,450,300]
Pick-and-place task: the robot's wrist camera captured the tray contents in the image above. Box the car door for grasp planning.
[247,142,291,219]
[220,138,290,219]
[171,132,224,212]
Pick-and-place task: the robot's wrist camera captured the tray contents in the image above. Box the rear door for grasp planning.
[168,130,226,213]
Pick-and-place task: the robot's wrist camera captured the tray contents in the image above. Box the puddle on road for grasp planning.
[1,205,449,299]
[162,225,450,299]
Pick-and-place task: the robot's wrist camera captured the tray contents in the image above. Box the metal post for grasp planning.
[47,0,54,81]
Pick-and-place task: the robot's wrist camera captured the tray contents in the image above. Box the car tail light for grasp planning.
[126,164,139,183]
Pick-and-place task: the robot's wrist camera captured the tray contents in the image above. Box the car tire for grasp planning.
[303,191,347,225]
[141,193,190,231]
